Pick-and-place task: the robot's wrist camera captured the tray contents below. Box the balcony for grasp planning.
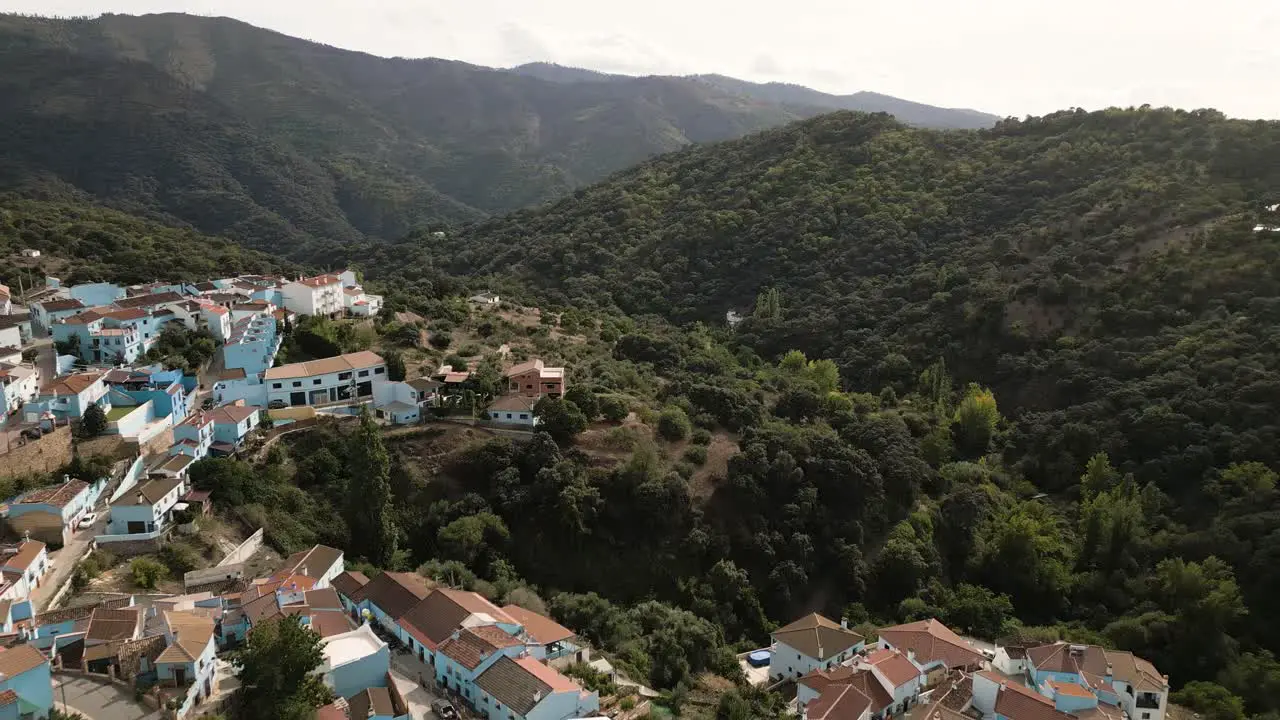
[1136,695,1162,710]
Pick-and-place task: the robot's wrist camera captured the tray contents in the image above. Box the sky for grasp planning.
[9,0,1280,119]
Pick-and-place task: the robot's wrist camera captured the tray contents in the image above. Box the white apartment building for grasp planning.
[264,351,386,407]
[281,275,344,317]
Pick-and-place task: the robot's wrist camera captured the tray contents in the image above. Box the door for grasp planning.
[290,391,306,406]
[127,521,147,534]
[175,667,187,685]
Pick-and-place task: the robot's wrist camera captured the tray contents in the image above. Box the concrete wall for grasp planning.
[0,424,73,479]
[217,528,263,566]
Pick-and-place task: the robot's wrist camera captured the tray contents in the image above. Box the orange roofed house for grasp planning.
[281,274,344,317]
[505,359,566,399]
[264,351,386,408]
[877,618,985,686]
[769,612,867,682]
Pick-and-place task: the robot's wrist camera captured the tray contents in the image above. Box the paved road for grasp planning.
[53,676,162,720]
[30,514,108,612]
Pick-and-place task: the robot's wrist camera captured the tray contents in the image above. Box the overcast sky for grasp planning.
[10,0,1280,119]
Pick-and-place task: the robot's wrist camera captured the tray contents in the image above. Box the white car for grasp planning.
[77,512,98,529]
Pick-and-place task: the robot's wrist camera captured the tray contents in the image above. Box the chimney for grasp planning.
[908,649,916,662]
[136,492,145,505]
[841,617,849,629]
[533,690,542,703]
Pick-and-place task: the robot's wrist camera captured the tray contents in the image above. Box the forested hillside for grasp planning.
[0,12,993,260]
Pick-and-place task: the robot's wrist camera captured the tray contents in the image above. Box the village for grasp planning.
[0,273,1173,720]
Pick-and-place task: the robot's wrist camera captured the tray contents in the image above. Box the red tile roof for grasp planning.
[19,479,89,509]
[439,625,522,669]
[878,618,985,669]
[40,372,103,395]
[863,648,922,688]
[807,683,873,720]
[501,604,575,645]
[980,672,1075,720]
[1,542,45,573]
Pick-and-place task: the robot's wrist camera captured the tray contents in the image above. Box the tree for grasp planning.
[806,359,841,394]
[130,557,166,589]
[779,349,807,373]
[345,407,398,566]
[754,287,782,320]
[599,395,630,422]
[1080,452,1120,499]
[564,386,600,421]
[657,405,692,441]
[385,350,407,381]
[438,512,510,568]
[20,347,38,364]
[1171,682,1246,720]
[952,384,1000,457]
[232,615,333,720]
[80,403,107,437]
[534,397,588,445]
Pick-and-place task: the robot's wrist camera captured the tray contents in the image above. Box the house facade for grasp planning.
[107,476,189,537]
[0,363,40,414]
[504,359,567,398]
[6,480,94,546]
[769,613,866,681]
[473,654,599,720]
[172,413,215,460]
[206,405,260,450]
[877,618,986,684]
[371,380,424,425]
[281,275,344,317]
[0,644,54,718]
[264,352,386,407]
[32,298,86,332]
[36,372,108,421]
[486,394,538,427]
[0,542,50,602]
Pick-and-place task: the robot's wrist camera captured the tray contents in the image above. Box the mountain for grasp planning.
[507,64,1001,130]
[403,107,1280,491]
[0,13,992,260]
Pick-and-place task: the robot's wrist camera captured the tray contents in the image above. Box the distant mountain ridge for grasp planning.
[0,12,999,260]
[507,63,1001,130]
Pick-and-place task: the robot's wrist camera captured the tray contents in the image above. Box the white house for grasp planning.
[342,287,383,317]
[0,363,39,413]
[992,642,1029,676]
[854,648,924,711]
[877,618,985,685]
[199,303,232,342]
[769,613,866,682]
[20,249,40,258]
[469,291,500,306]
[264,351,386,408]
[278,545,345,589]
[36,372,109,421]
[371,380,423,425]
[485,395,538,427]
[32,298,86,331]
[281,275,344,317]
[0,541,50,601]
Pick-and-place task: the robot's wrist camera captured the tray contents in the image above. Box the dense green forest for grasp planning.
[0,12,991,261]
[0,198,294,289]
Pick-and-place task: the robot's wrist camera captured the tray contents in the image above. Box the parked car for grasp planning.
[430,699,459,719]
[77,512,98,529]
[267,399,288,410]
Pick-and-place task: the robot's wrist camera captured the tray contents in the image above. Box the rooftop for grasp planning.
[113,476,184,507]
[321,623,386,669]
[40,372,103,395]
[772,612,864,661]
[17,479,89,509]
[1,541,46,573]
[263,351,384,380]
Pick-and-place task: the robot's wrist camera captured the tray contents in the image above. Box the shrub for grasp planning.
[131,557,167,589]
[598,395,630,422]
[674,462,697,479]
[159,543,200,575]
[683,446,708,465]
[429,331,452,349]
[690,428,712,446]
[657,406,692,441]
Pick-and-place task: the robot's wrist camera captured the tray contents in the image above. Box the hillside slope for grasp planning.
[0,13,975,259]
[413,107,1280,492]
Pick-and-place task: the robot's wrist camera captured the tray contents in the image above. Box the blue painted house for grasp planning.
[434,625,528,705]
[106,476,188,537]
[474,655,598,720]
[67,282,125,308]
[319,623,393,699]
[171,412,214,460]
[0,644,54,718]
[206,405,260,451]
[104,367,194,428]
[222,314,279,377]
[7,479,96,546]
[156,610,218,717]
[34,372,108,422]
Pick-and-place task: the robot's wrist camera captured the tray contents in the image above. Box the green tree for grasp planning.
[564,386,600,421]
[534,397,588,445]
[779,349,807,373]
[1171,682,1246,720]
[232,615,333,720]
[753,287,781,320]
[952,384,1000,457]
[345,407,398,566]
[438,512,510,568]
[130,557,166,589]
[806,359,841,394]
[598,395,630,422]
[1080,452,1120,500]
[385,350,407,381]
[657,405,692,441]
[80,403,107,437]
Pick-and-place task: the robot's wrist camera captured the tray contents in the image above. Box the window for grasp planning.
[374,367,385,375]
[313,379,322,385]
[519,413,529,420]
[358,370,369,377]
[292,381,302,387]
[272,383,282,390]
[338,372,352,381]
[506,413,513,419]
[526,384,533,390]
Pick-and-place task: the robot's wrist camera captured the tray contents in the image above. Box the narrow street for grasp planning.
[30,513,108,612]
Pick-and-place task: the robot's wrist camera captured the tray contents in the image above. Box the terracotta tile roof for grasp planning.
[359,572,430,621]
[38,298,86,312]
[309,610,355,639]
[156,611,215,664]
[439,625,522,670]
[503,359,545,377]
[407,377,443,393]
[86,608,142,642]
[214,368,247,381]
[34,597,134,627]
[772,613,864,661]
[863,648,922,688]
[2,541,46,573]
[263,351,385,380]
[0,645,46,679]
[303,588,343,610]
[1026,642,1166,691]
[18,480,89,509]
[281,545,344,580]
[348,686,395,718]
[1049,680,1095,699]
[316,703,346,720]
[807,682,874,720]
[878,618,985,669]
[476,656,576,716]
[292,274,342,289]
[980,672,1074,720]
[101,308,149,321]
[843,668,894,712]
[206,405,258,425]
[113,476,183,507]
[40,372,103,395]
[501,604,574,645]
[115,292,185,309]
[489,395,537,413]
[0,690,14,707]
[401,588,512,650]
[1103,648,1167,692]
[331,571,369,600]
